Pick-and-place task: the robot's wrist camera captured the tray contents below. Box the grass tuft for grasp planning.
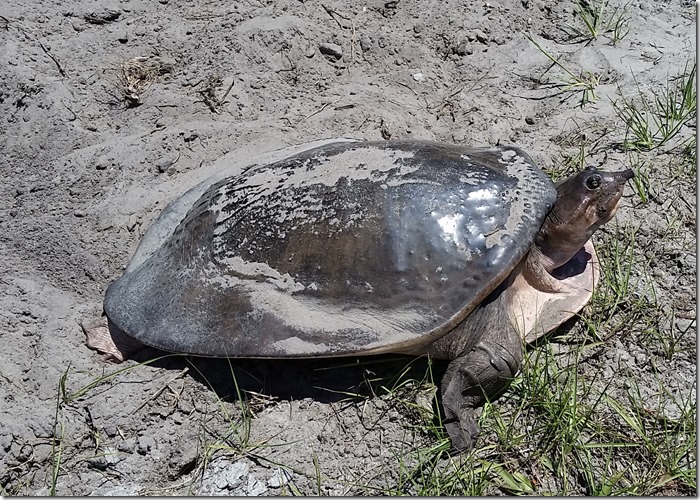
[527,35,601,106]
[566,0,630,45]
[613,61,696,152]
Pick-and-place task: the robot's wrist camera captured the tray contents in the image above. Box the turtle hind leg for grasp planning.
[441,337,523,453]
[82,316,146,363]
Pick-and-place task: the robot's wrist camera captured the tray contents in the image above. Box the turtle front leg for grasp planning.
[440,331,523,454]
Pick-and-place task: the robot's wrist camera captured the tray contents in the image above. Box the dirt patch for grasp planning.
[0,0,695,495]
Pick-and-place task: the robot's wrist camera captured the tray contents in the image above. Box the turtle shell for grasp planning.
[103,140,557,358]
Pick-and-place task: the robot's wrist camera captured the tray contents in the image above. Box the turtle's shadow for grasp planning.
[130,348,448,404]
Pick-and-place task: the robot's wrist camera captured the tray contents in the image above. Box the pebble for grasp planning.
[86,447,121,471]
[525,116,536,125]
[474,29,489,44]
[117,438,136,454]
[137,435,156,455]
[17,444,33,462]
[156,159,171,173]
[83,9,121,25]
[412,72,424,82]
[359,34,372,52]
[319,42,343,60]
[454,38,473,56]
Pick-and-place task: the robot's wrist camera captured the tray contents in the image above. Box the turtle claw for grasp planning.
[82,317,145,362]
[445,412,480,455]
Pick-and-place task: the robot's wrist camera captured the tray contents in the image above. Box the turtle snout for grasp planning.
[602,168,635,187]
[596,169,634,222]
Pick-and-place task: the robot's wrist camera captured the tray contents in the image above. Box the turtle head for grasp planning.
[535,166,634,273]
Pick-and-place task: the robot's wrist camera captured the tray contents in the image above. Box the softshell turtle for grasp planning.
[83,139,633,452]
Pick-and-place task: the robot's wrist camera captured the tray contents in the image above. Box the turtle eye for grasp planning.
[585,174,602,190]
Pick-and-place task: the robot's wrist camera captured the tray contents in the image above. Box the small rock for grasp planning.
[474,29,489,44]
[137,435,156,455]
[74,210,87,217]
[183,131,198,142]
[84,9,121,25]
[17,444,33,462]
[87,456,110,471]
[412,72,424,82]
[86,447,121,471]
[117,33,128,44]
[359,34,372,52]
[117,438,136,454]
[156,159,171,173]
[525,116,536,125]
[454,38,473,56]
[319,42,343,60]
[103,425,117,437]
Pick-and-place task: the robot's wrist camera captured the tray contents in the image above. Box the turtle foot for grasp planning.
[440,332,523,453]
[82,317,144,363]
[444,410,480,455]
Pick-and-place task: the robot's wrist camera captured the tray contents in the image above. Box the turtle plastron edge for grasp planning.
[510,239,600,344]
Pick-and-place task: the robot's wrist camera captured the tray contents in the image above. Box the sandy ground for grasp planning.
[0,0,696,495]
